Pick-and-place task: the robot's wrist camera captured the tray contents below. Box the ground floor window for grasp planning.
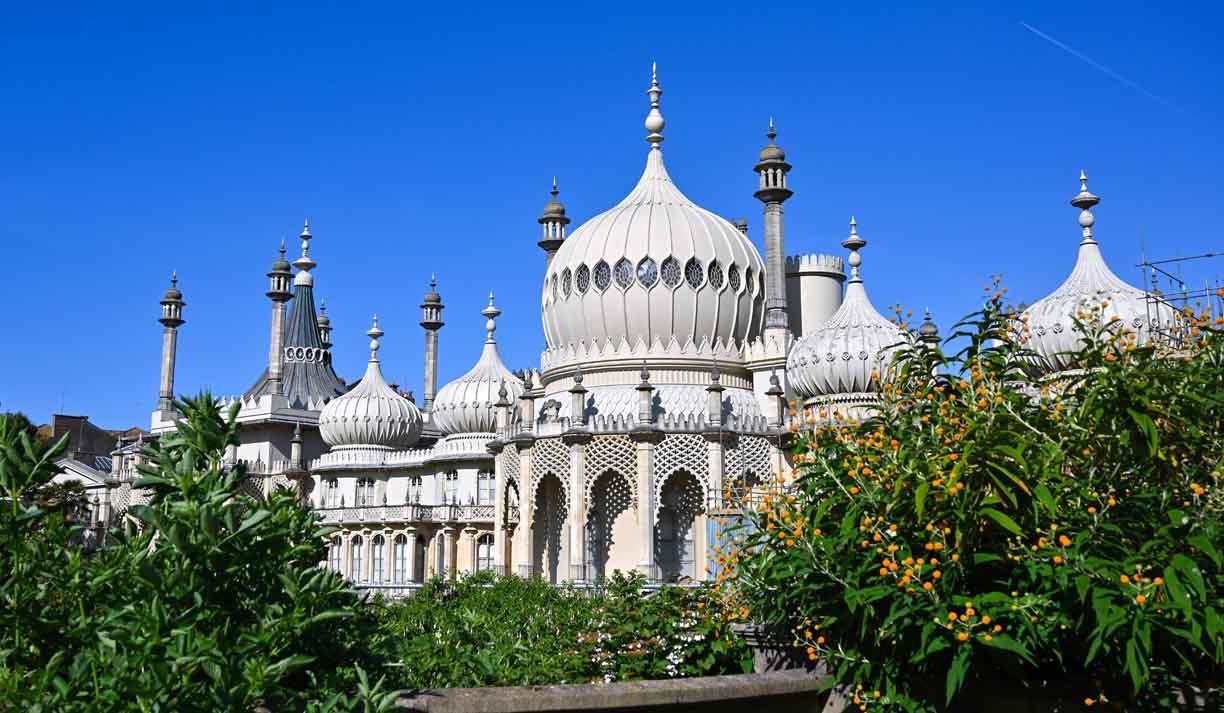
[350,535,364,581]
[476,533,494,572]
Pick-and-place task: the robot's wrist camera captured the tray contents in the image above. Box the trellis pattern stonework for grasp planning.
[726,435,773,488]
[498,443,521,506]
[653,433,708,515]
[583,434,636,503]
[531,437,571,510]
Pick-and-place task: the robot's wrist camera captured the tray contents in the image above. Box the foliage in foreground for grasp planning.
[377,570,749,689]
[731,290,1224,711]
[0,396,397,713]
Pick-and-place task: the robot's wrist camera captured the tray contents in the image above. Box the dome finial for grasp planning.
[645,62,665,148]
[1070,169,1100,244]
[367,314,383,360]
[767,116,776,143]
[293,218,316,281]
[843,216,866,282]
[481,292,501,344]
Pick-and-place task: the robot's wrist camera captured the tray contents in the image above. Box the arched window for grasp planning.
[561,268,572,297]
[356,479,375,507]
[593,260,611,291]
[728,264,741,292]
[371,535,385,584]
[328,536,342,573]
[637,257,659,288]
[477,471,495,505]
[708,260,725,290]
[575,264,591,293]
[476,534,494,572]
[614,258,634,289]
[443,471,459,504]
[350,535,364,582]
[661,256,682,288]
[407,475,422,503]
[684,258,704,289]
[323,479,339,508]
[393,535,408,583]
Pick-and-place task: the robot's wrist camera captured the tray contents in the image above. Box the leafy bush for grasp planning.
[378,570,749,688]
[0,396,398,712]
[730,289,1224,711]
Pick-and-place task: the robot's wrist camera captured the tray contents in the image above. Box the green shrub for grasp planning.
[730,290,1224,711]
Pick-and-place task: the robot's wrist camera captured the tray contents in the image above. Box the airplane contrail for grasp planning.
[1019,21,1181,112]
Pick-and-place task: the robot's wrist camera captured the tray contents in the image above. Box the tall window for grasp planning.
[323,479,339,508]
[350,535,364,582]
[393,535,408,583]
[476,534,494,572]
[356,479,375,507]
[477,471,495,505]
[407,476,422,504]
[329,536,342,573]
[443,471,458,504]
[371,535,385,584]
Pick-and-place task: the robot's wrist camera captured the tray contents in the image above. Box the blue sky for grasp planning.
[1,1,1221,428]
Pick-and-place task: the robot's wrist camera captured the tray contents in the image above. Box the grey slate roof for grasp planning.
[244,282,347,408]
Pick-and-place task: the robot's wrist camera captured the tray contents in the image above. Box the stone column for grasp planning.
[382,529,394,584]
[631,431,662,580]
[341,531,352,581]
[464,525,479,574]
[445,527,459,580]
[404,527,417,583]
[563,433,590,582]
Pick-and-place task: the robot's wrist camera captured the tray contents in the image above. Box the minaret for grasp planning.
[537,178,570,266]
[420,276,445,413]
[156,272,186,416]
[265,241,293,396]
[754,118,793,333]
[317,300,333,349]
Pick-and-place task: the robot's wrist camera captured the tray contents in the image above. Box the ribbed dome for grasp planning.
[1022,174,1175,373]
[542,146,765,354]
[432,295,524,435]
[787,221,910,402]
[319,318,422,449]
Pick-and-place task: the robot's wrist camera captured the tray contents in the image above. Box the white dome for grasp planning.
[541,72,765,355]
[319,318,422,449]
[787,222,910,402]
[432,295,524,435]
[1022,175,1175,373]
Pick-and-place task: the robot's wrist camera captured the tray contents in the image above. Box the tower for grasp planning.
[155,272,186,420]
[420,276,445,413]
[265,240,293,396]
[754,119,793,333]
[537,178,570,266]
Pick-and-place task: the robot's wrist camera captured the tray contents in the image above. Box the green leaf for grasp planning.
[915,481,930,520]
[1126,408,1160,454]
[980,507,1023,537]
[945,645,971,705]
[1034,483,1057,517]
[1188,535,1221,568]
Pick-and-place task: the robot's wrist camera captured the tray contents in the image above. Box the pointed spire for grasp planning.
[294,219,316,283]
[645,62,665,148]
[481,292,502,344]
[1071,170,1100,244]
[367,315,383,361]
[843,216,866,282]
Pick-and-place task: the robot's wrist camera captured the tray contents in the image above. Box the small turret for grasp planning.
[754,119,793,332]
[420,276,444,413]
[537,178,570,264]
[156,272,186,416]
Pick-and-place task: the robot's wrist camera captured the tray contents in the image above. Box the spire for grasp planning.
[367,315,383,362]
[538,178,570,258]
[293,219,316,285]
[481,292,501,344]
[755,118,793,332]
[843,216,866,283]
[918,308,940,344]
[420,276,444,413]
[1071,170,1100,244]
[645,62,665,148]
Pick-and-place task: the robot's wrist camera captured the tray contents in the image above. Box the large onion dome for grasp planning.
[541,66,765,353]
[432,294,524,435]
[1022,173,1176,373]
[319,317,422,449]
[787,219,910,405]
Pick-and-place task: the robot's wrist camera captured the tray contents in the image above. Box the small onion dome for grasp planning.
[432,293,525,435]
[271,240,292,273]
[319,316,422,449]
[423,275,442,305]
[917,309,940,344]
[786,218,911,401]
[317,302,331,328]
[758,119,785,162]
[540,178,569,221]
[163,272,183,301]
[1022,172,1177,373]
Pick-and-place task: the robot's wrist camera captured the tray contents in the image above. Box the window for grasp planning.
[477,471,495,505]
[476,534,494,572]
[684,258,704,289]
[350,535,364,581]
[407,475,422,504]
[393,535,408,583]
[593,261,611,291]
[356,479,375,507]
[759,270,766,298]
[323,479,339,508]
[708,260,724,290]
[614,258,633,289]
[660,256,682,288]
[372,535,385,584]
[329,536,342,573]
[443,471,458,504]
[637,258,658,288]
[575,264,590,293]
[550,274,558,302]
[561,268,572,297]
[744,266,754,294]
[728,264,741,292]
